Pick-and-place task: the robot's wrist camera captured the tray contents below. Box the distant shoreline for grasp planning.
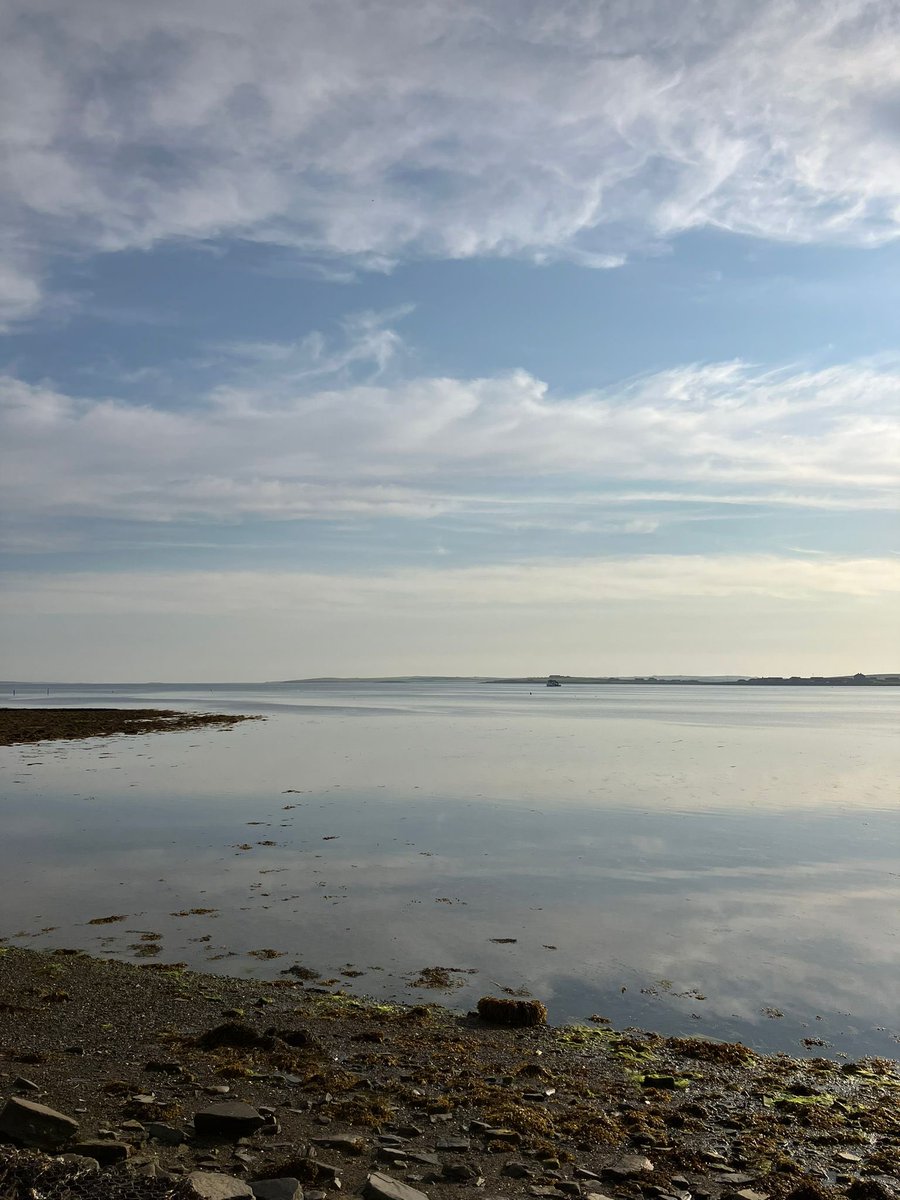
[488,673,900,686]
[2,673,898,688]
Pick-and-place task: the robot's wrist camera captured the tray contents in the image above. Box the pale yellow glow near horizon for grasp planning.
[2,555,898,681]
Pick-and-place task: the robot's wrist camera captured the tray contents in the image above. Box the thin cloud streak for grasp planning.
[3,556,899,616]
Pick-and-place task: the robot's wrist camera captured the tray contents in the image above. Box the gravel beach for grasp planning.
[2,947,899,1200]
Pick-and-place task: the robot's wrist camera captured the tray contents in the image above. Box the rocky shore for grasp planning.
[1,949,899,1200]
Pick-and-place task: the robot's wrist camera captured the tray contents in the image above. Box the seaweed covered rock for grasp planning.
[476,995,547,1027]
[195,1023,273,1051]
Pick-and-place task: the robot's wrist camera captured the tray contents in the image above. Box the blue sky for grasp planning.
[1,0,898,679]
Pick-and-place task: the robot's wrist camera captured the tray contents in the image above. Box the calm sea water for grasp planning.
[1,681,898,1058]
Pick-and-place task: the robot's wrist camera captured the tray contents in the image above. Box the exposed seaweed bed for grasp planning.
[1,949,899,1200]
[0,709,259,746]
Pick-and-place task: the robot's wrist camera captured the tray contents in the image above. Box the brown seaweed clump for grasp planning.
[195,1021,273,1050]
[476,995,547,1027]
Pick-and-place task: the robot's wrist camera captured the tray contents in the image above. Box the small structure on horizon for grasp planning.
[546,677,561,687]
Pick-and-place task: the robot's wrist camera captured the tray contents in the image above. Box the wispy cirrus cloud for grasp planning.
[3,0,900,319]
[1,330,897,535]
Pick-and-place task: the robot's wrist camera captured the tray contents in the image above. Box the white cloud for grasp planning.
[3,0,900,315]
[1,349,897,528]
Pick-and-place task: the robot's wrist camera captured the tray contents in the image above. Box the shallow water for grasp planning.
[1,681,898,1058]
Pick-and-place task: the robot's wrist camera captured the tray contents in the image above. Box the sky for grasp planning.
[1,0,899,681]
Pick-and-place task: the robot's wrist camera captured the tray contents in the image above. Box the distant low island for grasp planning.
[488,672,900,686]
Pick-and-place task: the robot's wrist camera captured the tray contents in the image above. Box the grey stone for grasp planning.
[364,1171,430,1200]
[383,1124,424,1139]
[73,1139,130,1164]
[187,1171,255,1199]
[252,1180,303,1200]
[601,1156,654,1180]
[574,1169,600,1181]
[443,1162,479,1182]
[503,1163,536,1179]
[558,1185,582,1196]
[436,1138,470,1151]
[195,1102,266,1139]
[479,1127,521,1143]
[404,1152,441,1167]
[58,1153,100,1172]
[12,1077,41,1092]
[310,1133,367,1154]
[148,1121,188,1144]
[0,1096,79,1149]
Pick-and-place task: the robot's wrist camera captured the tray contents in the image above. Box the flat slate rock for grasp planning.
[364,1170,430,1200]
[310,1133,367,1154]
[0,1096,79,1149]
[251,1180,304,1200]
[194,1102,265,1139]
[73,1139,130,1164]
[147,1121,188,1144]
[188,1170,255,1199]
